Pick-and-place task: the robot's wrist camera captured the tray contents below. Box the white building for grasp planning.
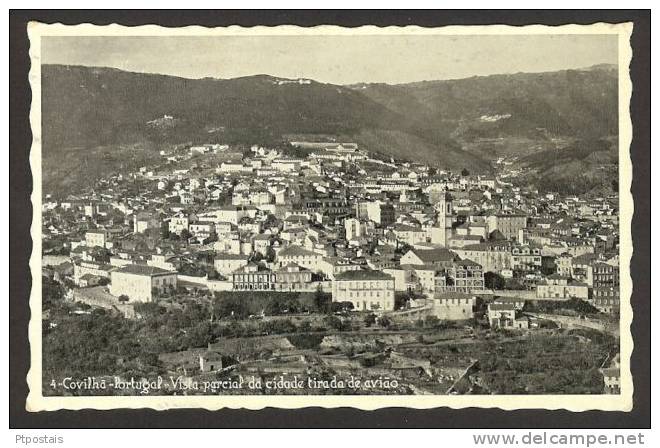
[109,265,178,303]
[332,269,395,311]
[169,212,197,235]
[85,230,108,248]
[277,245,323,272]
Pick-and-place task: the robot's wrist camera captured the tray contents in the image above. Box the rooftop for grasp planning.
[335,269,394,281]
[407,248,457,263]
[278,245,319,258]
[115,264,174,276]
[215,253,249,261]
[454,258,482,268]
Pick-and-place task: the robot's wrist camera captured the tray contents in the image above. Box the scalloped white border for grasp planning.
[26,22,634,412]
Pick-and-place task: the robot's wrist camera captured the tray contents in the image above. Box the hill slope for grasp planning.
[351,66,618,142]
[41,64,617,194]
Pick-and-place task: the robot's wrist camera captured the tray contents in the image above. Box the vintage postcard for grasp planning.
[26,22,634,412]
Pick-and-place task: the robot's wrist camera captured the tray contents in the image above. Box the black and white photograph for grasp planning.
[22,21,637,413]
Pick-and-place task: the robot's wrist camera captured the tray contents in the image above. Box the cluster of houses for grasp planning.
[42,140,621,327]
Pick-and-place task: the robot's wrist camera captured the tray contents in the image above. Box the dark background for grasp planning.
[9,9,651,429]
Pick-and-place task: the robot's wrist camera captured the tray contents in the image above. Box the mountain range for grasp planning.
[40,63,618,194]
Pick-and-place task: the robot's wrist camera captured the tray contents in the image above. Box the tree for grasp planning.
[97,277,110,286]
[505,277,526,290]
[394,292,412,310]
[42,276,64,309]
[118,294,130,304]
[611,179,619,191]
[264,214,279,229]
[363,313,377,328]
[214,296,249,319]
[265,247,277,263]
[133,302,164,321]
[160,221,170,239]
[423,315,440,328]
[323,315,349,331]
[484,272,506,290]
[298,320,313,333]
[461,168,470,177]
[314,285,329,313]
[330,301,353,314]
[378,315,392,328]
[180,229,192,241]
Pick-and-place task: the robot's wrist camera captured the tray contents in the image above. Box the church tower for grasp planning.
[431,192,453,247]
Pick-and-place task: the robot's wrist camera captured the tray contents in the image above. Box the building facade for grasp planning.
[332,270,395,311]
[109,264,178,303]
[593,262,620,313]
[231,264,276,291]
[432,292,476,320]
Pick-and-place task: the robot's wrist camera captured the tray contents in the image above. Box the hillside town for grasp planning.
[41,141,622,395]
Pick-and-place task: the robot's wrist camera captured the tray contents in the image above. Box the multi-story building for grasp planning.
[179,192,194,205]
[231,263,276,291]
[511,245,542,273]
[168,212,197,235]
[388,264,436,293]
[189,221,216,239]
[453,243,513,274]
[392,224,427,246]
[344,218,372,241]
[593,262,620,313]
[274,263,314,291]
[487,213,527,240]
[232,189,273,206]
[383,267,420,293]
[449,259,485,292]
[277,245,323,272]
[571,253,598,286]
[332,269,395,311]
[85,230,108,248]
[536,275,589,300]
[400,248,457,270]
[318,257,363,280]
[357,201,395,227]
[109,264,178,303]
[303,196,351,218]
[555,252,573,277]
[432,292,476,320]
[252,234,272,257]
[73,261,114,285]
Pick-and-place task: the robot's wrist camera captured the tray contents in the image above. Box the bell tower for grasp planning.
[431,192,453,247]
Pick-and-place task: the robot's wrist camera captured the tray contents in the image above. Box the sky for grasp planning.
[41,34,618,85]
